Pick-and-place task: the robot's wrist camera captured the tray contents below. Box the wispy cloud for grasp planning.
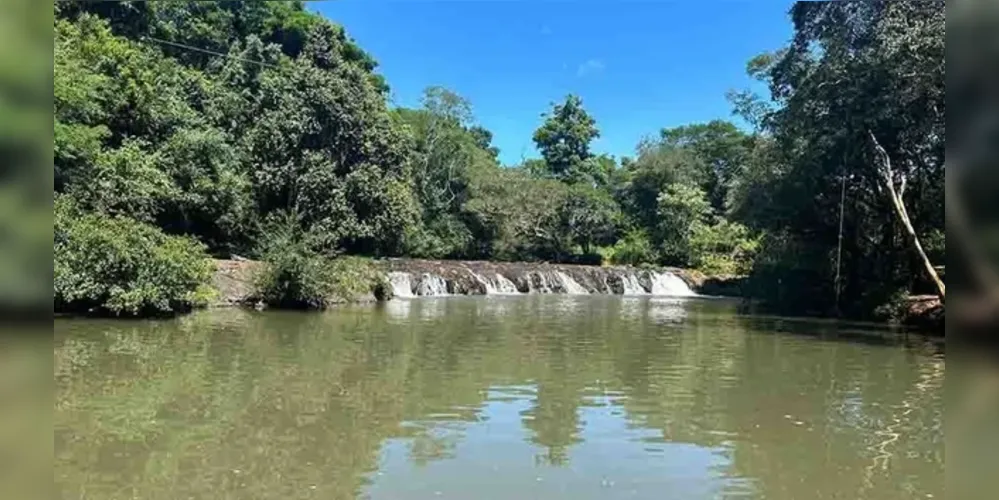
[576,59,605,77]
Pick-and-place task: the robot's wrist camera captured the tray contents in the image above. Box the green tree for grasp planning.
[468,125,500,161]
[656,184,711,266]
[658,120,755,213]
[463,167,570,260]
[532,94,601,184]
[54,196,214,316]
[394,87,503,258]
[735,1,945,317]
[616,142,704,237]
[558,186,621,255]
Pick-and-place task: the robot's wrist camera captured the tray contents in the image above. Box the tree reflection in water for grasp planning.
[55,297,943,500]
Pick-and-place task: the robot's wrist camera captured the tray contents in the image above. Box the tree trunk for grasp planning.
[887,179,946,300]
[869,131,946,300]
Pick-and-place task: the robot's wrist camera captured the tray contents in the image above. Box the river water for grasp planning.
[55,296,944,500]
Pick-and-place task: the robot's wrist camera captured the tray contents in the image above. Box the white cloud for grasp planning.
[576,59,605,77]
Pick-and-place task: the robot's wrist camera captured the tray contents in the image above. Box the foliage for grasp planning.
[616,144,704,232]
[558,185,621,255]
[729,1,945,319]
[658,120,756,213]
[656,184,711,266]
[688,220,760,275]
[393,87,499,258]
[462,167,570,260]
[606,230,656,266]
[54,197,215,316]
[532,95,601,184]
[52,1,944,321]
[252,212,386,309]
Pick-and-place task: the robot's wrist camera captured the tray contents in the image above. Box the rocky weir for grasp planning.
[211,258,712,307]
[380,259,698,298]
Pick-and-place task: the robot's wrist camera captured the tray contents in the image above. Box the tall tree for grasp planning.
[658,120,755,213]
[739,0,945,314]
[532,94,600,184]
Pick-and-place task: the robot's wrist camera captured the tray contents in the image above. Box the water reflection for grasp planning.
[55,298,944,500]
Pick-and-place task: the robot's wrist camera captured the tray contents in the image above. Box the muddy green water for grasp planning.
[55,296,943,500]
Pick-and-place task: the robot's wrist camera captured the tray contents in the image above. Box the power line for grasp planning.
[139,35,280,69]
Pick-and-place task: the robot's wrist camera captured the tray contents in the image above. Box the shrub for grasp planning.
[608,230,656,266]
[656,183,711,265]
[873,289,911,324]
[54,197,215,316]
[253,213,386,309]
[688,220,760,275]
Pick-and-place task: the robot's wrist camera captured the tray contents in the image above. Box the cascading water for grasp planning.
[649,271,696,297]
[477,272,520,295]
[469,271,521,295]
[555,271,589,295]
[385,265,697,299]
[619,273,647,295]
[470,271,496,294]
[414,273,449,296]
[388,272,415,298]
[492,274,520,294]
[526,271,553,294]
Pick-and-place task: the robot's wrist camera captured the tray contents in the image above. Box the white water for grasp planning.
[492,274,520,294]
[476,272,520,295]
[620,273,647,295]
[524,271,552,294]
[388,272,415,298]
[387,268,694,299]
[470,271,494,294]
[556,271,589,295]
[470,271,521,295]
[649,271,696,297]
[414,273,449,296]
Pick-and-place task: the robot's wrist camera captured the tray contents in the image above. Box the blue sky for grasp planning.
[311,1,796,166]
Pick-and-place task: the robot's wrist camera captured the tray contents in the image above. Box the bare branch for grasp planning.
[868,129,945,299]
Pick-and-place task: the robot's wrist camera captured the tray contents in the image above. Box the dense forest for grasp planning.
[53,1,944,320]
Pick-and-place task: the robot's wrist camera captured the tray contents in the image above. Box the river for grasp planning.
[55,296,943,500]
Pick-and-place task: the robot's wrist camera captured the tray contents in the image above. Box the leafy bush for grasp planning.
[656,183,712,266]
[403,214,473,259]
[873,289,911,324]
[54,197,215,316]
[253,212,386,309]
[688,219,760,275]
[607,230,656,266]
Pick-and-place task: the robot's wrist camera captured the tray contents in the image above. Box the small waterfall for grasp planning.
[526,271,554,294]
[489,273,520,294]
[620,273,647,295]
[649,271,696,297]
[469,271,521,295]
[388,272,415,298]
[555,271,589,295]
[414,273,449,296]
[387,265,695,299]
[470,271,496,294]
[601,275,612,294]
